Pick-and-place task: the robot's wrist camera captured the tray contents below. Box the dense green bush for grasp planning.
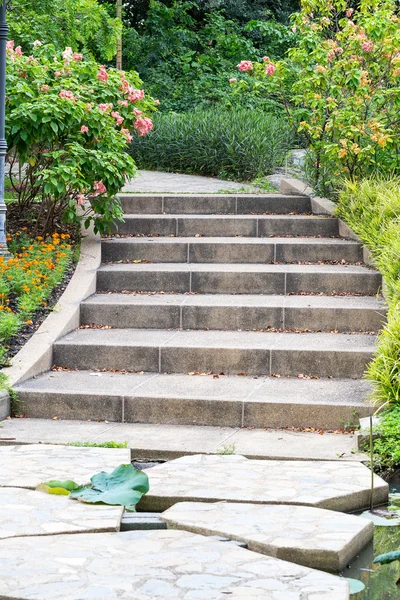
[8,0,121,62]
[130,108,292,180]
[121,1,296,112]
[372,408,400,472]
[336,178,400,409]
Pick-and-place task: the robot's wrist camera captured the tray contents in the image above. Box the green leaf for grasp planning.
[344,578,365,594]
[69,464,149,510]
[36,480,81,496]
[374,550,400,565]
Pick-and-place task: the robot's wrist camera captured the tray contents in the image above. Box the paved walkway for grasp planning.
[0,444,388,598]
[0,418,365,462]
[123,170,260,193]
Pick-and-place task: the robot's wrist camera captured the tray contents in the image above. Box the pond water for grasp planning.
[343,485,400,599]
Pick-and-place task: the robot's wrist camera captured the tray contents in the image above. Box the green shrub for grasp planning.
[372,408,400,471]
[130,108,292,180]
[336,178,400,408]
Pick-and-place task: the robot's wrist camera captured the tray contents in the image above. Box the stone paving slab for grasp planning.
[0,445,130,489]
[0,487,123,539]
[138,454,388,512]
[0,418,367,462]
[161,501,373,572]
[123,170,258,193]
[0,529,349,599]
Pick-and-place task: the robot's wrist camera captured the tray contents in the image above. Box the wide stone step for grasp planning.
[118,193,312,215]
[113,214,339,237]
[81,293,386,333]
[53,328,376,378]
[102,236,363,264]
[97,262,381,295]
[15,370,372,428]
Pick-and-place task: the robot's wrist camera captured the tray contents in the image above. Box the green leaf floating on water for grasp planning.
[69,464,149,511]
[344,578,365,595]
[374,550,400,565]
[36,480,81,496]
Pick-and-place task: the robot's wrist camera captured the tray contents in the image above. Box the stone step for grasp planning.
[81,293,386,333]
[102,236,363,264]
[0,418,367,461]
[117,193,312,215]
[113,214,339,237]
[53,328,376,378]
[97,262,381,295]
[15,370,372,429]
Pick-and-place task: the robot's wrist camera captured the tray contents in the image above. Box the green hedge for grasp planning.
[130,108,293,181]
[336,178,400,409]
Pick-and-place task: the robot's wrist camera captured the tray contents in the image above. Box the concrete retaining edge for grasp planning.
[0,220,101,414]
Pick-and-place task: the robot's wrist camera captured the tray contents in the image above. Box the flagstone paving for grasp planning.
[138,454,388,512]
[161,501,373,572]
[0,487,123,539]
[0,529,349,599]
[0,444,130,489]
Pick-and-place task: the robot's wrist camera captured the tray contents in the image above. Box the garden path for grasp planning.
[123,169,259,193]
[10,171,385,458]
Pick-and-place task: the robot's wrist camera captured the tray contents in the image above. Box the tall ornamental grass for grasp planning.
[130,108,292,181]
[336,178,400,408]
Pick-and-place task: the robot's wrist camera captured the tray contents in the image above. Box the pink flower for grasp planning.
[262,56,270,62]
[121,128,133,143]
[327,51,335,62]
[346,8,354,17]
[362,41,373,52]
[77,194,85,206]
[127,87,145,102]
[120,78,130,92]
[154,99,160,105]
[59,89,76,101]
[40,84,50,92]
[117,99,129,107]
[111,111,124,126]
[93,180,107,195]
[62,47,73,64]
[265,63,276,75]
[237,60,253,72]
[15,46,23,56]
[98,103,112,112]
[229,78,237,83]
[54,70,65,77]
[133,108,142,116]
[6,40,14,51]
[335,47,344,54]
[133,117,153,137]
[86,103,93,112]
[73,53,83,62]
[80,125,89,133]
[96,65,108,82]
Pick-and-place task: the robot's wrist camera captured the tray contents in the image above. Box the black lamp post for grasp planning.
[0,0,9,257]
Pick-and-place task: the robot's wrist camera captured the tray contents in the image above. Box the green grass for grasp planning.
[130,107,293,182]
[336,177,400,409]
[68,441,128,448]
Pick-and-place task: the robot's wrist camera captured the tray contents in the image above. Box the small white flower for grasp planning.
[33,40,42,47]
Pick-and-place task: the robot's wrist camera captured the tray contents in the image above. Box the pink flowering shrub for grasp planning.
[231,0,400,195]
[6,42,156,234]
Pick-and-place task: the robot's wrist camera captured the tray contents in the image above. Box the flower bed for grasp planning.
[0,230,73,366]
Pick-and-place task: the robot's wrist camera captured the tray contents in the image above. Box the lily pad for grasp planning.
[360,510,400,527]
[69,464,149,511]
[36,480,81,496]
[374,550,400,565]
[344,578,365,595]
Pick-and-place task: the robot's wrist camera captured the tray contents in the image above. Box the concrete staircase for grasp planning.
[16,192,386,429]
